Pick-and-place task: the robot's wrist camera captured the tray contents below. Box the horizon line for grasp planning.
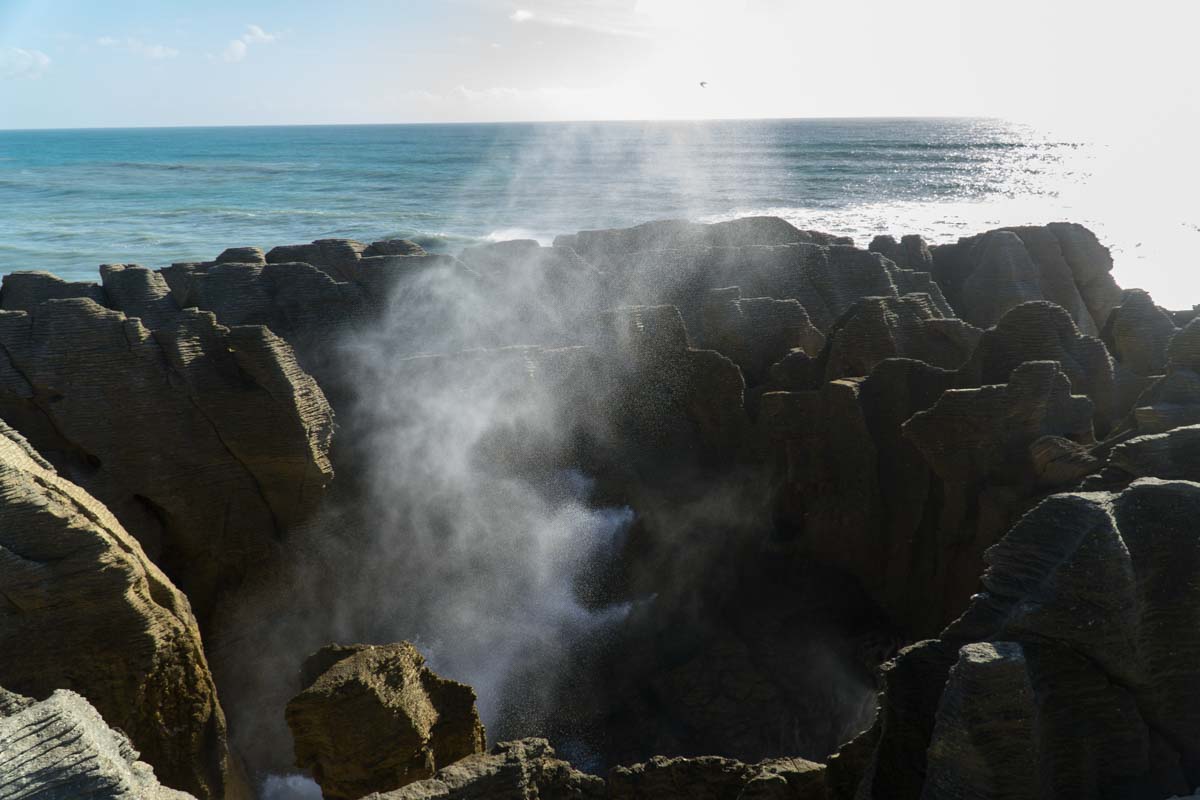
[0,113,1002,134]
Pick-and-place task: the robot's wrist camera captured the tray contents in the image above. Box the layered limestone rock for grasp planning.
[0,298,334,623]
[609,753,827,800]
[868,234,933,271]
[959,301,1117,431]
[699,288,825,386]
[0,422,242,799]
[1090,423,1200,487]
[286,642,486,800]
[0,270,107,310]
[1120,317,1200,436]
[766,358,1096,637]
[266,238,369,281]
[0,688,196,800]
[854,479,1200,798]
[816,293,979,382]
[900,361,1095,628]
[263,237,430,282]
[1101,289,1177,377]
[100,263,179,330]
[364,739,604,800]
[611,243,903,338]
[553,216,851,271]
[931,223,1121,336]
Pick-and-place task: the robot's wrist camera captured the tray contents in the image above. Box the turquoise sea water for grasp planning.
[1,117,1195,302]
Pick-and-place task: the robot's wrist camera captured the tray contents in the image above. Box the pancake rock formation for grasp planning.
[0,688,196,800]
[0,421,242,799]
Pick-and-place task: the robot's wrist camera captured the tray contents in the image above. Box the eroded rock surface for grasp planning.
[0,688,197,800]
[286,642,486,800]
[0,299,333,623]
[366,739,604,800]
[0,421,242,799]
[853,478,1200,798]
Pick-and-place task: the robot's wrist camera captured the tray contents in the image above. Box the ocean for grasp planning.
[1,117,1195,305]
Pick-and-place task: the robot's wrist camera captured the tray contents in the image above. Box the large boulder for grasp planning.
[365,739,605,800]
[286,642,486,800]
[0,299,334,624]
[0,421,243,799]
[0,688,196,800]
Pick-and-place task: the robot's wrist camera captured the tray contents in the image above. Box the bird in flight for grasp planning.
[699,81,708,88]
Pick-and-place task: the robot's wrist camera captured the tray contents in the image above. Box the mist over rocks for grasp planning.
[3,214,1198,799]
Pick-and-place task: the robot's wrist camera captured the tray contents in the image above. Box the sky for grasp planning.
[0,0,1196,129]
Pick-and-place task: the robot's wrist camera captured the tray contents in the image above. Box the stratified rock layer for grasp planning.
[0,422,241,800]
[0,688,196,800]
[0,298,333,623]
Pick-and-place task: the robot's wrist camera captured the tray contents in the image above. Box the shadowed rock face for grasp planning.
[1101,288,1177,377]
[931,223,1120,337]
[0,422,243,800]
[960,301,1117,432]
[0,688,197,800]
[0,298,334,625]
[553,216,852,270]
[363,738,828,800]
[365,739,605,800]
[851,479,1200,799]
[286,643,486,800]
[869,234,933,271]
[0,270,108,310]
[816,293,979,382]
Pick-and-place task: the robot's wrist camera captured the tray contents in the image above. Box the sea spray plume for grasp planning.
[210,243,635,781]
[452,121,725,241]
[212,222,893,786]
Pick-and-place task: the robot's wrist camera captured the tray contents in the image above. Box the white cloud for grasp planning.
[242,24,277,44]
[216,24,280,62]
[507,6,647,37]
[96,37,179,59]
[221,39,248,62]
[0,48,51,79]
